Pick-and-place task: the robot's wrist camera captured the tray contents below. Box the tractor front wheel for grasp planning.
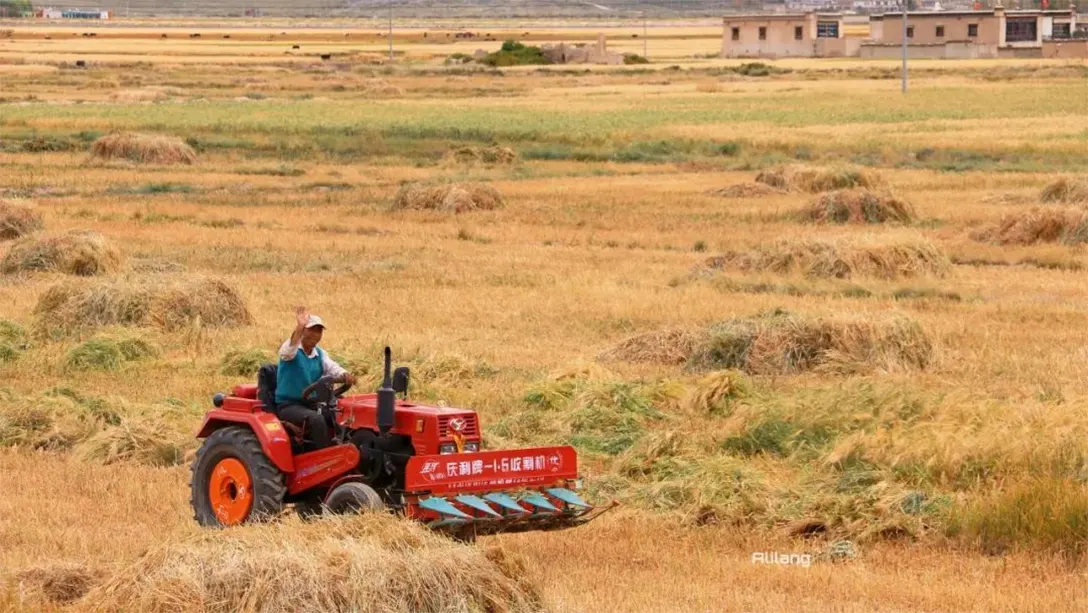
[325,482,384,515]
[190,426,286,527]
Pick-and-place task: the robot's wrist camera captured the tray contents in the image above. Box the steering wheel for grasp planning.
[301,375,353,405]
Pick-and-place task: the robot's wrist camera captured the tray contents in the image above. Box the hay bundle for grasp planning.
[705,237,949,280]
[0,199,44,240]
[360,78,405,97]
[64,336,159,372]
[74,419,187,467]
[802,189,916,225]
[755,164,882,193]
[709,183,786,198]
[0,393,102,451]
[1040,176,1088,204]
[0,230,122,276]
[598,328,700,365]
[15,563,102,606]
[110,86,185,102]
[972,208,1088,246]
[444,145,519,166]
[34,276,252,334]
[78,515,544,613]
[392,183,505,213]
[90,132,197,165]
[605,311,932,375]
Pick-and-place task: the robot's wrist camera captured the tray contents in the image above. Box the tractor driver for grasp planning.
[275,307,356,450]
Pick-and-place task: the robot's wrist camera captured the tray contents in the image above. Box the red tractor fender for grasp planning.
[196,410,295,474]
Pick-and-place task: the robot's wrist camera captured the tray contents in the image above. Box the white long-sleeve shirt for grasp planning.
[278,339,347,379]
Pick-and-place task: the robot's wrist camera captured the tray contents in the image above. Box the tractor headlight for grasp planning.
[464,441,480,452]
[439,443,457,454]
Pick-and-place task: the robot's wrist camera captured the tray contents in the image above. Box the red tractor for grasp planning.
[190,347,604,539]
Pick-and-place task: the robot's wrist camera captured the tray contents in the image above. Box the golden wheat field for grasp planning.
[1,20,1088,613]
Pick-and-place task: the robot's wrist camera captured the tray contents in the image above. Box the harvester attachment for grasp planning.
[404,445,609,536]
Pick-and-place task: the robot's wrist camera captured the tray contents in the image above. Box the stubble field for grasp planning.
[1,21,1088,613]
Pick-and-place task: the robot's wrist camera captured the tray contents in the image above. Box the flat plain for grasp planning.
[1,20,1088,613]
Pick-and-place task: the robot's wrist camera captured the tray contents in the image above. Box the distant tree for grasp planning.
[0,0,33,17]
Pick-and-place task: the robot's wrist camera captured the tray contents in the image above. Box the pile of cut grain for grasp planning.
[90,132,197,165]
[392,182,505,213]
[1,230,121,276]
[34,276,251,334]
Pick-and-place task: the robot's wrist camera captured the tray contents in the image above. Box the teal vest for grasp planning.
[275,346,324,404]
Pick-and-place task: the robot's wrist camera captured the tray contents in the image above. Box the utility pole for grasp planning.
[901,0,908,93]
[642,11,647,58]
[388,0,393,62]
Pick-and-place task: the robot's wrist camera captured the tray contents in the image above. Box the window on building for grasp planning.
[936,26,945,38]
[731,27,739,41]
[816,21,839,38]
[1005,18,1037,42]
[968,24,978,37]
[907,26,914,38]
[795,25,803,40]
[759,26,767,41]
[1052,22,1071,38]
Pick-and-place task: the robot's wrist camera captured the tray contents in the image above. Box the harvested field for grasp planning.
[0,230,122,276]
[709,182,786,198]
[0,200,44,240]
[5,25,1088,613]
[704,237,950,280]
[1040,176,1088,204]
[392,182,505,213]
[605,310,933,375]
[755,164,882,193]
[801,189,916,225]
[971,208,1088,245]
[76,515,543,613]
[90,132,197,165]
[34,276,252,334]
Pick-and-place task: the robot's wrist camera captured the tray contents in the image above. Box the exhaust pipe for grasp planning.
[377,346,395,435]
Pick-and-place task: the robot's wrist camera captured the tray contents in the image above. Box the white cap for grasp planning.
[304,315,326,329]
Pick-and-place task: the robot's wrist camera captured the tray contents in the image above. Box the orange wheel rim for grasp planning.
[208,458,253,525]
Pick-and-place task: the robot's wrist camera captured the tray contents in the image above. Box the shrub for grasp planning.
[483,40,552,66]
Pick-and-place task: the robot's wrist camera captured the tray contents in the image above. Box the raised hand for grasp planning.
[295,306,309,330]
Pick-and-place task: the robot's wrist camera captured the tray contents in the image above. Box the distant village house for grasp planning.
[721,13,860,58]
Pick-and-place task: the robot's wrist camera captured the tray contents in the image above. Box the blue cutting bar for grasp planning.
[546,488,592,509]
[456,495,501,517]
[429,518,471,529]
[484,492,529,514]
[419,496,471,519]
[521,491,560,512]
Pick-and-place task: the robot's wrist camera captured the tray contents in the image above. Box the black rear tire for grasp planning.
[190,426,286,527]
[325,482,384,514]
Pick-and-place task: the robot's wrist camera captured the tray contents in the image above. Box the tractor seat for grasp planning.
[231,384,259,400]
